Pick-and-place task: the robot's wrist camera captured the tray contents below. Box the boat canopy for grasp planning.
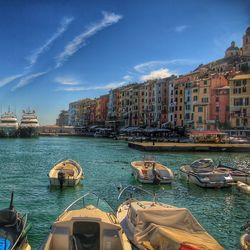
[130,203,224,250]
[190,159,215,173]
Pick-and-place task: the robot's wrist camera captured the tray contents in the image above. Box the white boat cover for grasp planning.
[191,159,215,173]
[131,203,224,250]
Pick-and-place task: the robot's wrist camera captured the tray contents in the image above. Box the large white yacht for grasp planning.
[19,109,39,137]
[0,109,19,137]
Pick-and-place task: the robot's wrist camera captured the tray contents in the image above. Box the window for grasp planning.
[180,114,182,119]
[216,107,219,112]
[216,96,219,102]
[180,98,183,103]
[179,106,182,111]
[204,88,207,94]
[193,96,198,101]
[180,90,183,95]
[198,107,203,112]
[198,116,203,123]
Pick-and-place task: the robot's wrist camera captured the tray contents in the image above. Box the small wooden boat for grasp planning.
[48,159,83,188]
[237,181,250,194]
[240,221,250,250]
[40,193,131,250]
[180,159,233,188]
[131,156,174,184]
[0,192,31,250]
[217,164,250,184]
[117,185,224,250]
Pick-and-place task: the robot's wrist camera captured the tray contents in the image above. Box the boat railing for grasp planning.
[117,185,157,203]
[59,192,115,219]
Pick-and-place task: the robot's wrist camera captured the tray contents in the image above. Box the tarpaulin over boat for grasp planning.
[132,203,224,250]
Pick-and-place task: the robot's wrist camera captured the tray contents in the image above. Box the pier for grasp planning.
[128,141,250,152]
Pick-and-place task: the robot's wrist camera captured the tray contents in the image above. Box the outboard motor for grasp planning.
[58,171,65,189]
[152,166,161,185]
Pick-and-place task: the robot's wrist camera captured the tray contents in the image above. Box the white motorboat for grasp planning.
[116,185,224,250]
[0,192,31,250]
[180,159,233,188]
[40,192,132,250]
[48,159,83,188]
[131,156,174,184]
[217,164,250,185]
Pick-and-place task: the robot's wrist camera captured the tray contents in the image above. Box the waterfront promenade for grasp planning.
[128,141,250,152]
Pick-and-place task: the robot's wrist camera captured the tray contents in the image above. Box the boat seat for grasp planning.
[0,209,17,227]
[73,221,100,250]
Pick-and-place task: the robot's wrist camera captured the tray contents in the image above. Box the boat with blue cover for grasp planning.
[0,192,31,250]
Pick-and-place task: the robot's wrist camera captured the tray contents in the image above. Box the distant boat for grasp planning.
[40,192,132,250]
[180,158,233,188]
[0,192,31,250]
[0,109,18,137]
[117,185,224,250]
[19,109,39,137]
[131,156,174,184]
[48,159,84,188]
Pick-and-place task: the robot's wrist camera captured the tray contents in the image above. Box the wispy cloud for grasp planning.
[12,71,48,91]
[26,17,74,70]
[134,59,198,73]
[55,76,80,85]
[123,75,133,81]
[56,81,126,92]
[55,11,122,68]
[141,68,173,81]
[0,74,23,88]
[175,25,188,32]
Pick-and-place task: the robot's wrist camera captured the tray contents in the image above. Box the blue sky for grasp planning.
[0,0,249,124]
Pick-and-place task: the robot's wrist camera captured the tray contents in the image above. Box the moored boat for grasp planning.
[180,159,233,188]
[19,109,39,137]
[40,192,131,250]
[0,110,19,137]
[237,181,250,194]
[48,159,83,188]
[0,192,31,250]
[116,185,224,250]
[240,221,250,250]
[131,156,174,184]
[217,164,250,185]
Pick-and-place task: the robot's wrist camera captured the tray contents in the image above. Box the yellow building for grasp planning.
[229,74,250,128]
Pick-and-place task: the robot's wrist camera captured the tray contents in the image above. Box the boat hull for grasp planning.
[0,127,18,137]
[19,127,39,137]
[180,166,233,188]
[237,181,250,194]
[49,177,81,187]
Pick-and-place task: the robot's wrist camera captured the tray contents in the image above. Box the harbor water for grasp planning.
[0,137,249,249]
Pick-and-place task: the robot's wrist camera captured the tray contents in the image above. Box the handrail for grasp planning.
[117,185,157,202]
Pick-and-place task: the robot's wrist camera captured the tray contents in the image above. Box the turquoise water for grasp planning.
[0,137,249,249]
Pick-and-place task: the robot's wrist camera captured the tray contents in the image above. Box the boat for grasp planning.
[217,164,250,185]
[180,159,233,188]
[240,221,250,250]
[19,109,39,137]
[40,192,132,250]
[0,192,31,250]
[237,181,250,194]
[48,159,83,188]
[131,156,174,184]
[116,185,224,250]
[0,109,18,137]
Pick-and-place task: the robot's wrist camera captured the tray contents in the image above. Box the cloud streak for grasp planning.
[175,25,188,32]
[26,17,74,70]
[0,74,23,88]
[134,59,199,73]
[12,71,48,90]
[55,11,122,68]
[56,81,126,92]
[55,76,80,85]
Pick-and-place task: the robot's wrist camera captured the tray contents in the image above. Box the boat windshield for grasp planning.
[190,159,215,172]
[143,155,156,162]
[63,192,115,214]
